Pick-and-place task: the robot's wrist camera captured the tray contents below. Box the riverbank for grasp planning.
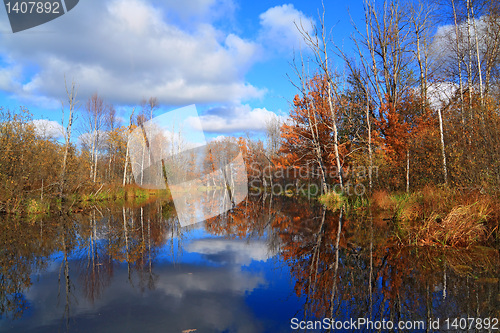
[319,186,500,249]
[0,184,172,216]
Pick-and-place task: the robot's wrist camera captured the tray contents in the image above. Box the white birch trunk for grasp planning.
[438,108,448,185]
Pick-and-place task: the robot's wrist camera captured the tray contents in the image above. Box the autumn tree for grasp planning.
[282,74,340,192]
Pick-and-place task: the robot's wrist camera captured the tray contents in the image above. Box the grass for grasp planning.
[0,183,173,215]
[367,186,498,248]
[396,200,491,247]
[77,184,171,207]
[371,186,456,219]
[371,190,394,210]
[319,191,345,210]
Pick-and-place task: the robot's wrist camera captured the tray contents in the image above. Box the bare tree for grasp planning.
[482,4,500,95]
[351,0,414,191]
[83,93,107,183]
[264,114,282,188]
[105,104,118,182]
[438,107,448,185]
[141,97,159,120]
[288,53,329,194]
[407,0,449,186]
[341,63,374,192]
[451,0,467,124]
[407,0,435,110]
[295,5,344,190]
[59,77,78,198]
[123,109,135,186]
[359,0,413,108]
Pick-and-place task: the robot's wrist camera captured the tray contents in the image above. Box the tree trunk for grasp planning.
[469,1,484,106]
[59,79,77,198]
[326,78,344,191]
[123,110,134,186]
[93,137,98,183]
[466,0,474,112]
[406,149,410,193]
[366,89,373,193]
[123,137,130,186]
[438,108,448,185]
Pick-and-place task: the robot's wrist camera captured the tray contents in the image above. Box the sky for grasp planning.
[0,0,367,141]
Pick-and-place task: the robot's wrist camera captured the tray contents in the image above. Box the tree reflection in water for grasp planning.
[0,196,498,331]
[202,195,499,326]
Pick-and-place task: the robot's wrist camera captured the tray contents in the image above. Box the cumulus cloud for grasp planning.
[0,0,263,106]
[431,15,497,68]
[187,238,275,265]
[426,82,459,110]
[188,104,286,133]
[259,4,314,52]
[209,134,228,142]
[16,262,266,333]
[31,119,64,139]
[0,64,22,92]
[154,264,265,297]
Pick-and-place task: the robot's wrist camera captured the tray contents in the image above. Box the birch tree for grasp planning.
[83,94,107,183]
[123,109,135,186]
[59,78,78,198]
[295,6,344,190]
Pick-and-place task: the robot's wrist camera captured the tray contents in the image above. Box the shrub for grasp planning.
[319,191,345,210]
[26,199,49,215]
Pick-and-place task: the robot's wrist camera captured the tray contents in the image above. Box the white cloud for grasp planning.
[426,82,459,110]
[209,134,228,142]
[189,104,286,133]
[0,0,263,106]
[431,15,497,69]
[187,238,274,265]
[154,265,265,297]
[31,119,64,139]
[0,64,22,91]
[259,4,314,52]
[77,130,109,150]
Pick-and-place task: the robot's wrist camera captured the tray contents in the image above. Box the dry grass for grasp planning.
[400,201,491,247]
[395,186,456,222]
[398,200,421,221]
[371,190,393,210]
[369,186,499,247]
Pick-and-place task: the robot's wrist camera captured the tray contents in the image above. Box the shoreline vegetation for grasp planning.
[318,187,499,249]
[0,184,171,216]
[0,106,498,250]
[3,0,500,251]
[2,173,498,250]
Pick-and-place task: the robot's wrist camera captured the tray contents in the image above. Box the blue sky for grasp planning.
[0,0,366,140]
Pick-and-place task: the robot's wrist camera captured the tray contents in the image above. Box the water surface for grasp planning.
[0,196,498,332]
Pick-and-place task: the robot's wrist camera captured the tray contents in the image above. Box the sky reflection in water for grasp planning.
[0,197,498,332]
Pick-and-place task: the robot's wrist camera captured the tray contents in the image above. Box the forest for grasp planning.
[1,0,500,248]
